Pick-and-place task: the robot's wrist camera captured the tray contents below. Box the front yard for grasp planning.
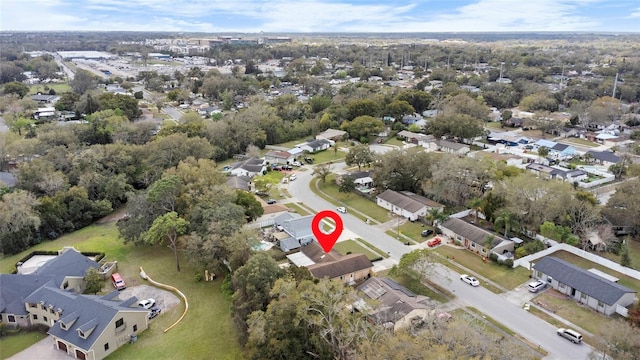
[0,221,243,360]
[334,240,382,262]
[533,290,621,335]
[435,246,531,291]
[312,175,391,223]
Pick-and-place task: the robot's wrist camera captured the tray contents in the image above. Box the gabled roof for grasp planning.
[226,175,251,191]
[377,189,439,213]
[231,158,265,173]
[437,140,469,151]
[356,277,430,324]
[526,163,563,176]
[585,151,620,163]
[307,253,372,280]
[0,275,56,315]
[34,248,99,278]
[317,128,347,140]
[28,285,147,351]
[279,237,300,252]
[265,150,293,159]
[304,139,331,149]
[535,139,557,148]
[533,257,635,305]
[347,171,372,180]
[31,94,59,102]
[301,241,341,263]
[441,217,505,247]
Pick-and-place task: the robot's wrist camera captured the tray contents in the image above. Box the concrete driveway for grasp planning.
[8,336,67,360]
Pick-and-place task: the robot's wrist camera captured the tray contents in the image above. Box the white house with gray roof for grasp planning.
[532,257,636,316]
[376,190,444,221]
[273,213,315,252]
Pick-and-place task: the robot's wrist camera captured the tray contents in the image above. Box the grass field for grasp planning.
[383,137,404,147]
[398,222,434,243]
[334,240,381,261]
[29,83,71,95]
[286,202,311,215]
[312,176,390,223]
[561,138,600,148]
[357,239,390,259]
[0,221,244,360]
[435,246,531,290]
[0,329,48,358]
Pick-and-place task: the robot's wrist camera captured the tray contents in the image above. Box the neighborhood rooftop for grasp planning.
[533,257,636,306]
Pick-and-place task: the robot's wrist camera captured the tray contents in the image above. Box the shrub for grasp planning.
[504,258,514,268]
[195,273,203,282]
[489,252,498,262]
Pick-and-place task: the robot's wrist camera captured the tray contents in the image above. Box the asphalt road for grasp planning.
[287,161,412,262]
[289,160,593,360]
[430,264,593,360]
[163,105,184,121]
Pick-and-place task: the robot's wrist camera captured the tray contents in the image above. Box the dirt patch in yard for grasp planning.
[116,284,181,312]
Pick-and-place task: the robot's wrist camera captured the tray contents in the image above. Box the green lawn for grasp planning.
[383,137,404,147]
[548,250,640,294]
[334,240,381,261]
[29,83,71,95]
[562,138,600,148]
[485,122,503,129]
[307,149,346,164]
[0,221,244,360]
[312,176,390,223]
[389,273,449,303]
[435,246,531,290]
[0,330,47,359]
[533,291,621,335]
[398,222,434,243]
[385,230,416,245]
[357,239,390,259]
[285,202,311,216]
[274,137,311,149]
[599,239,640,271]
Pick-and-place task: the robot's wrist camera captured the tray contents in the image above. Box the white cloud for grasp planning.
[0,0,632,32]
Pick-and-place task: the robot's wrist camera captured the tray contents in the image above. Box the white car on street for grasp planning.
[460,274,480,287]
[336,206,347,213]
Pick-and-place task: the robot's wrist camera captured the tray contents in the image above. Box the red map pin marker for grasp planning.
[312,210,344,253]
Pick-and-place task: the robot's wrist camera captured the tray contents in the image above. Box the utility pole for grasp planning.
[612,72,619,98]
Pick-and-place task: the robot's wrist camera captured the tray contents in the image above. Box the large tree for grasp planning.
[340,115,385,141]
[345,144,373,171]
[0,190,41,254]
[141,211,189,272]
[70,69,99,94]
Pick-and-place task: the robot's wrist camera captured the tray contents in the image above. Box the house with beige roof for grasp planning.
[440,217,514,258]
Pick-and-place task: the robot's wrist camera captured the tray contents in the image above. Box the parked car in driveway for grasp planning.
[426,237,441,247]
[557,328,582,343]
[527,280,545,293]
[266,199,277,205]
[148,307,162,319]
[138,298,156,309]
[292,161,302,167]
[460,274,480,287]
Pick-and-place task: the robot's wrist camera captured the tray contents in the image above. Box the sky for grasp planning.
[1,0,639,33]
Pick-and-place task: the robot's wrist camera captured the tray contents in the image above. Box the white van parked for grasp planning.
[557,328,582,343]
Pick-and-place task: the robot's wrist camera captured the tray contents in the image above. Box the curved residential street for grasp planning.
[287,159,593,360]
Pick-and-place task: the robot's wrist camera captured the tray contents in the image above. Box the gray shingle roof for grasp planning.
[27,285,146,351]
[377,189,426,213]
[0,275,56,315]
[533,257,635,305]
[438,140,469,151]
[441,218,505,247]
[279,237,300,252]
[585,151,620,164]
[34,248,99,278]
[551,143,570,151]
[281,215,314,241]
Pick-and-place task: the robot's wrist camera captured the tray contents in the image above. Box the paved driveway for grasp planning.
[8,336,67,360]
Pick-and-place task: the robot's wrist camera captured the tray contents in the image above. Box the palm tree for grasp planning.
[467,197,483,224]
[425,208,449,232]
[494,210,518,238]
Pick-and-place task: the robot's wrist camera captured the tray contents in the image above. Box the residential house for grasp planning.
[345,171,374,189]
[356,277,436,331]
[440,217,511,257]
[550,143,575,160]
[308,254,372,285]
[297,139,332,153]
[316,129,347,142]
[273,213,315,252]
[430,140,470,155]
[376,190,444,221]
[585,151,620,167]
[286,241,373,285]
[525,163,587,183]
[396,130,434,146]
[503,117,524,128]
[229,158,266,178]
[532,257,636,316]
[31,94,60,104]
[226,175,251,191]
[264,150,296,165]
[471,152,523,167]
[0,248,150,360]
[28,286,149,360]
[400,114,426,128]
